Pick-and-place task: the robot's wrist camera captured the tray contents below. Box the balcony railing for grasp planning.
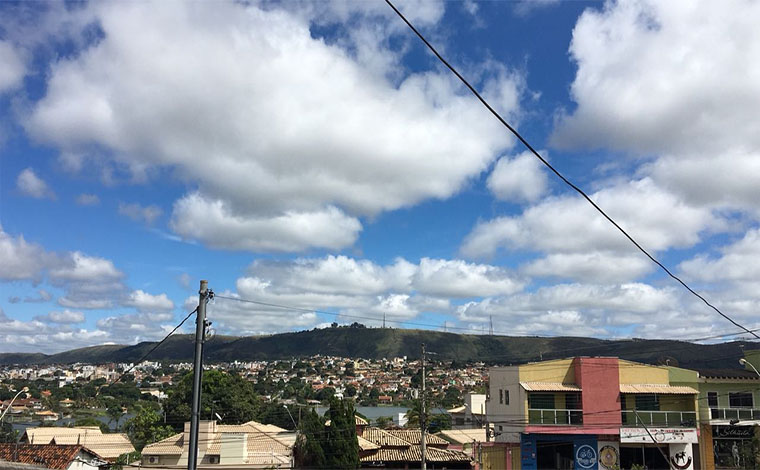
[528,408,583,425]
[621,410,697,427]
[710,407,760,421]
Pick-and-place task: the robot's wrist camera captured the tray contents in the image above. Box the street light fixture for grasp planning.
[0,387,29,422]
[739,358,760,378]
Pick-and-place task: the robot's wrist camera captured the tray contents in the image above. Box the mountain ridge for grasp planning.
[0,328,754,370]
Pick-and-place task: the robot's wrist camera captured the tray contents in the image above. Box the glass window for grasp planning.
[707,391,718,407]
[504,390,510,405]
[729,392,753,408]
[499,389,503,404]
[529,393,555,409]
[565,392,581,410]
[635,394,660,411]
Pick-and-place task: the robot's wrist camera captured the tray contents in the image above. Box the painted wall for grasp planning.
[575,357,621,431]
[489,366,522,443]
[519,359,576,383]
[619,360,669,385]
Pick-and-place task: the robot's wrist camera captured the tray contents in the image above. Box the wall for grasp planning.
[618,360,669,385]
[519,359,575,383]
[575,357,621,432]
[488,366,522,443]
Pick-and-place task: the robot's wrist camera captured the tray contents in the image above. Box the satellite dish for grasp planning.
[215,413,223,421]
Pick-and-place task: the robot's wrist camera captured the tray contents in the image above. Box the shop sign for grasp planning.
[713,425,754,439]
[575,444,598,469]
[669,443,693,470]
[597,441,619,470]
[620,427,698,444]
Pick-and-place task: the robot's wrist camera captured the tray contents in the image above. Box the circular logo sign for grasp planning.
[599,445,619,469]
[576,444,598,469]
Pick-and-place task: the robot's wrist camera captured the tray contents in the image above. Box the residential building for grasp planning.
[21,427,135,462]
[448,393,486,429]
[669,360,760,470]
[358,426,472,469]
[0,444,105,470]
[488,357,699,470]
[141,420,296,469]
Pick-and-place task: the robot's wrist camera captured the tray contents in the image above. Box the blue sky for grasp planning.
[1,0,760,353]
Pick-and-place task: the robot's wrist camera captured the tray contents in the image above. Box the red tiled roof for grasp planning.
[0,444,101,469]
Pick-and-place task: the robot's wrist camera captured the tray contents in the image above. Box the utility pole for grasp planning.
[489,315,493,336]
[188,280,213,470]
[421,343,426,470]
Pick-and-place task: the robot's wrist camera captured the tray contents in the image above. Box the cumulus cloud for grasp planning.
[0,40,25,93]
[34,309,85,324]
[118,202,162,225]
[96,311,176,343]
[170,193,362,252]
[123,290,174,312]
[462,178,718,261]
[49,252,126,309]
[17,168,54,199]
[0,228,53,282]
[487,151,548,202]
[25,1,520,253]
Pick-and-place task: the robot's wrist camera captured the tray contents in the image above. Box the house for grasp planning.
[141,420,296,469]
[447,393,486,429]
[0,444,105,470]
[358,426,472,469]
[58,399,74,408]
[34,410,59,422]
[488,357,700,470]
[21,427,135,462]
[669,359,760,470]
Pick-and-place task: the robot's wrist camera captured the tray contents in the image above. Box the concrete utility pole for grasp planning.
[421,343,426,470]
[188,280,213,470]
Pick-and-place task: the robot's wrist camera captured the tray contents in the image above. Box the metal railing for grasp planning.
[621,410,697,427]
[528,408,583,425]
[710,407,760,421]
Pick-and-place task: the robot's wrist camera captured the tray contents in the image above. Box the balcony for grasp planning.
[621,410,697,427]
[710,407,760,421]
[528,408,583,425]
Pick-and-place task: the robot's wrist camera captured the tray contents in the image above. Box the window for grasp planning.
[504,389,510,405]
[729,392,753,408]
[635,394,660,411]
[529,393,555,409]
[707,391,718,407]
[565,392,581,410]
[499,389,503,404]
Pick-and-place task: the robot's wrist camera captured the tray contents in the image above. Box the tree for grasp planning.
[428,413,452,434]
[163,370,260,429]
[345,385,357,398]
[123,404,174,451]
[74,417,110,434]
[0,421,18,443]
[294,409,326,468]
[375,416,393,429]
[323,397,359,469]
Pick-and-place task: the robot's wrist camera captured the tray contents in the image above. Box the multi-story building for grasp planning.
[488,357,699,470]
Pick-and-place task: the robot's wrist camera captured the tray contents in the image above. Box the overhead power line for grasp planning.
[383,0,759,341]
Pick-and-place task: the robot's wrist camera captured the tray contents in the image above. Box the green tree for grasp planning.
[74,417,110,434]
[0,421,18,443]
[375,416,393,429]
[163,370,260,429]
[428,413,451,434]
[123,405,174,451]
[294,409,326,468]
[323,397,359,469]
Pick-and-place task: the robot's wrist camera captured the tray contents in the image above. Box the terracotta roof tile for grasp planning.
[0,444,101,470]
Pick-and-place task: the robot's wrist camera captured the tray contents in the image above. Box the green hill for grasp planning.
[0,327,754,370]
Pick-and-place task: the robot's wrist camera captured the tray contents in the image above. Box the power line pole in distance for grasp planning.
[188,280,213,470]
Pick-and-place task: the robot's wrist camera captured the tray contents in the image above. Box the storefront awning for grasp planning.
[620,384,698,394]
[520,382,582,392]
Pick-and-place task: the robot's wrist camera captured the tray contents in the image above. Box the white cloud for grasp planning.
[461,178,718,260]
[553,0,760,157]
[0,40,25,93]
[50,252,125,309]
[170,193,362,252]
[0,227,52,282]
[124,290,174,312]
[412,258,524,297]
[487,151,548,202]
[34,309,85,324]
[76,193,100,206]
[25,1,520,253]
[17,168,54,199]
[96,311,175,342]
[521,251,653,283]
[118,202,162,225]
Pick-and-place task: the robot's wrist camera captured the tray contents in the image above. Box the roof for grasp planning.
[0,444,101,470]
[324,415,368,427]
[361,427,412,447]
[357,435,380,451]
[436,428,489,445]
[23,427,135,460]
[360,446,472,463]
[385,429,449,446]
[698,369,760,380]
[620,384,698,394]
[447,406,467,414]
[520,382,582,392]
[142,420,296,464]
